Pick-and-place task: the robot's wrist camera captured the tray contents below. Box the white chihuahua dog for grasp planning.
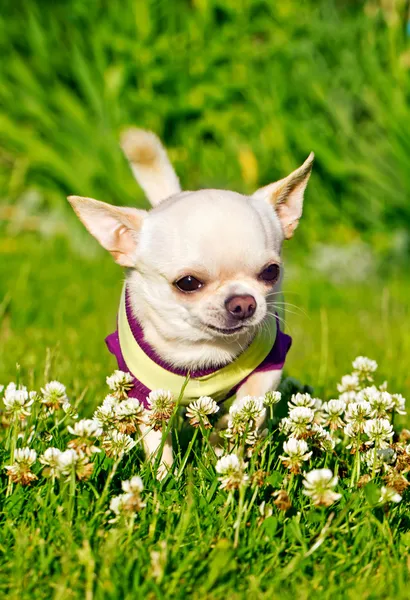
[69,129,314,476]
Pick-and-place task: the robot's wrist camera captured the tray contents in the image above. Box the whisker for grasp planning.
[267,306,310,320]
[265,310,295,336]
[267,300,306,311]
[266,300,309,319]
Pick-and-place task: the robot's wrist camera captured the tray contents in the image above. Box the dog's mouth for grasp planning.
[205,324,246,335]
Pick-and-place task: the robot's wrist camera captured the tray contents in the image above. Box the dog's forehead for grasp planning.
[140,189,283,274]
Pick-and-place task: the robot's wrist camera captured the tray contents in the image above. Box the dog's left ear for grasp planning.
[68,196,146,267]
[252,152,314,239]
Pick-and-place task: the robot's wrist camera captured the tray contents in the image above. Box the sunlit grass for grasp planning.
[1,233,410,597]
[1,341,410,599]
[1,1,410,258]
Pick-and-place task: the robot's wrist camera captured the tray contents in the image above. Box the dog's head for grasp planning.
[69,129,313,362]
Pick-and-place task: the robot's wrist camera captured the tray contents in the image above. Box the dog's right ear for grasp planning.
[68,196,146,267]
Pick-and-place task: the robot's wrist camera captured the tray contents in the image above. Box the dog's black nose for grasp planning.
[225,295,256,320]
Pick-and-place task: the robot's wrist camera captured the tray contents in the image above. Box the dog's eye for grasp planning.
[259,264,280,284]
[174,275,204,293]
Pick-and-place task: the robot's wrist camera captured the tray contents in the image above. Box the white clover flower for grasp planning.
[93,406,114,429]
[186,396,219,428]
[379,487,402,504]
[114,398,144,419]
[101,430,136,459]
[147,389,175,429]
[352,356,378,381]
[337,373,360,394]
[263,391,281,407]
[93,395,119,429]
[288,393,316,410]
[110,493,129,516]
[359,388,393,418]
[324,399,346,415]
[302,468,341,507]
[113,398,145,434]
[57,449,93,480]
[66,420,102,455]
[103,394,120,408]
[215,453,241,474]
[391,393,406,416]
[245,428,268,449]
[5,447,37,485]
[106,370,134,399]
[357,386,379,401]
[364,448,397,473]
[14,447,37,465]
[372,391,394,417]
[3,386,34,418]
[282,437,311,458]
[227,396,265,438]
[57,449,79,471]
[39,447,63,478]
[322,399,346,430]
[344,421,359,440]
[364,418,394,448]
[345,400,372,421]
[5,382,26,394]
[122,475,144,494]
[352,356,378,373]
[339,391,359,404]
[233,396,265,422]
[215,453,249,490]
[280,437,312,472]
[227,410,248,437]
[288,406,315,437]
[312,424,336,451]
[109,475,146,521]
[68,419,103,439]
[0,384,4,395]
[344,400,372,435]
[147,389,174,411]
[278,417,293,436]
[40,381,68,409]
[110,492,144,518]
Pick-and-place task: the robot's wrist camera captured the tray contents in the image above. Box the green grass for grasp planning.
[1,233,410,599]
[2,0,410,596]
[1,0,410,257]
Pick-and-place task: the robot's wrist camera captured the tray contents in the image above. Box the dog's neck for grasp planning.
[136,319,255,370]
[125,278,256,371]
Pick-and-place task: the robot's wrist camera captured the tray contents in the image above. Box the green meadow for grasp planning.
[1,1,410,598]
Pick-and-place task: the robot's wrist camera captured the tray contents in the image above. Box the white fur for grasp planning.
[126,189,284,369]
[69,130,313,476]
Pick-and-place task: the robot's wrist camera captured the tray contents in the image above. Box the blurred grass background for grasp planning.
[1,0,410,405]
